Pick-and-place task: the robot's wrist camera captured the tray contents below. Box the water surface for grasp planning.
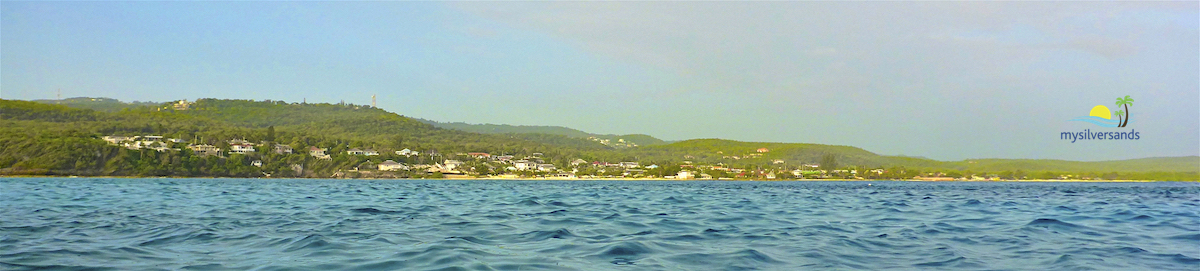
[2,178,1197,270]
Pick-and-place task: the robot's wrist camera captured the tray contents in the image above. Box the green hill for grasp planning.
[31,97,158,112]
[5,98,1197,180]
[417,119,667,147]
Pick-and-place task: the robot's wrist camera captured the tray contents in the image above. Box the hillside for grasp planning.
[417,119,667,147]
[6,97,1198,180]
[30,97,158,112]
[619,139,1198,175]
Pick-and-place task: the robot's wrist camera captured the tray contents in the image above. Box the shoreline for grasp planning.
[0,175,1178,182]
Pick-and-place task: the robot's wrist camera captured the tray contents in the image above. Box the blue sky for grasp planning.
[2,1,1197,161]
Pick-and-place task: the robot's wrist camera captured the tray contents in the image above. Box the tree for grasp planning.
[820,154,838,173]
[266,125,276,143]
[1115,95,1134,127]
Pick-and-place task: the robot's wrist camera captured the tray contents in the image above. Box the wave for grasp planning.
[1068,116,1134,127]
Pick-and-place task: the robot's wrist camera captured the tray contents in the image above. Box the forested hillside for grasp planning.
[3,98,1196,180]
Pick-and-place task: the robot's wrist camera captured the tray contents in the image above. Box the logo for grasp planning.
[1060,95,1139,143]
[1068,95,1134,127]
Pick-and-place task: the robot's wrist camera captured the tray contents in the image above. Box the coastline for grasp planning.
[0,175,1176,182]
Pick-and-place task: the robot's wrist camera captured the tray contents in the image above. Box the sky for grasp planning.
[2,1,1197,161]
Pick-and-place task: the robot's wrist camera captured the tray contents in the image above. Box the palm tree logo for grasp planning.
[1114,95,1134,127]
[1068,95,1134,128]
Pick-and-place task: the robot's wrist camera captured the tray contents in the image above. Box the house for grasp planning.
[102,136,134,145]
[467,153,491,159]
[514,160,537,171]
[570,159,588,166]
[229,144,255,154]
[167,138,187,143]
[141,135,165,141]
[251,160,263,167]
[378,160,409,171]
[172,100,192,110]
[274,144,293,154]
[677,171,695,179]
[396,149,418,157]
[645,164,660,169]
[188,144,221,156]
[619,162,640,168]
[443,160,463,171]
[772,159,785,164]
[757,148,770,153]
[363,149,379,156]
[346,148,365,155]
[495,155,515,162]
[308,147,331,159]
[537,164,557,172]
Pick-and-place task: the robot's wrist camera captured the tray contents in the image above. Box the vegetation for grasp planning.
[418,119,668,147]
[2,97,1196,181]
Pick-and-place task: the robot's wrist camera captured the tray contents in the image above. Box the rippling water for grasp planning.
[2,178,1197,270]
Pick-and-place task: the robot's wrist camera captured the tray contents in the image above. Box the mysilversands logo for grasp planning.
[1062,95,1139,143]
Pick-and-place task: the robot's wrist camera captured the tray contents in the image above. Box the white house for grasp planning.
[443,160,463,171]
[570,159,588,166]
[309,147,331,159]
[347,148,365,155]
[378,160,409,171]
[537,164,557,172]
[363,149,379,156]
[677,171,694,179]
[514,160,537,171]
[619,162,640,168]
[396,149,419,157]
[102,136,134,145]
[230,144,255,154]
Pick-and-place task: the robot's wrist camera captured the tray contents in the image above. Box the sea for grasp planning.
[1,178,1197,270]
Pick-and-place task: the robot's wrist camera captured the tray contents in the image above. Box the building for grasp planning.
[514,160,537,171]
[467,153,491,159]
[347,148,365,155]
[570,159,588,166]
[102,136,135,145]
[537,164,557,172]
[378,160,408,171]
[309,147,331,159]
[274,144,293,154]
[677,171,695,179]
[443,160,463,171]
[229,144,256,154]
[757,148,770,153]
[188,144,221,156]
[363,149,379,156]
[619,162,640,168]
[396,149,418,157]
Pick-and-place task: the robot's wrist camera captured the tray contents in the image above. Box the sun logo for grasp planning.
[1070,95,1134,127]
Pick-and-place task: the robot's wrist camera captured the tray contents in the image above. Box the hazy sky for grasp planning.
[2,1,1197,161]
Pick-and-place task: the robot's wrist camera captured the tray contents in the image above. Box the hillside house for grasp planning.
[229,144,255,154]
[514,160,537,171]
[102,136,134,145]
[363,149,379,156]
[347,148,365,155]
[396,149,418,157]
[537,164,557,172]
[188,144,221,156]
[378,160,409,171]
[308,147,331,160]
[443,160,463,171]
[274,144,293,154]
[570,159,588,166]
[757,148,770,153]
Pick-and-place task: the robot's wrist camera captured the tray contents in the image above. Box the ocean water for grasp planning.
[1,178,1197,270]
